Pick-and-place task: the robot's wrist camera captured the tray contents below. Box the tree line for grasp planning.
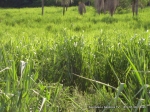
[0,0,150,8]
[0,0,57,7]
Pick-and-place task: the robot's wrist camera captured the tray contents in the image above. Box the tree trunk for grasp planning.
[132,0,138,16]
[42,0,44,15]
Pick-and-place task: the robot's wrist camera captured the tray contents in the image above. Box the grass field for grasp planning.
[0,6,150,112]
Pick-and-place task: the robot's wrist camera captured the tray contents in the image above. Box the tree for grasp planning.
[42,0,44,15]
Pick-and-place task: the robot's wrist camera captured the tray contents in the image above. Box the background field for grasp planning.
[0,6,150,112]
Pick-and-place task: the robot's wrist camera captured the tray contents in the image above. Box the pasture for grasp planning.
[0,6,150,112]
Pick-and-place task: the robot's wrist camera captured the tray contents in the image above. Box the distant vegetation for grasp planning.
[0,0,150,8]
[0,6,150,112]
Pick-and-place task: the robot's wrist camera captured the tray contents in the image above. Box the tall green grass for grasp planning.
[0,6,150,111]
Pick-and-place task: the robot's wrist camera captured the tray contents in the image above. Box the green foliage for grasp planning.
[0,6,150,111]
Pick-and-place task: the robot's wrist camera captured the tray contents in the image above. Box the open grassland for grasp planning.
[0,6,150,112]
